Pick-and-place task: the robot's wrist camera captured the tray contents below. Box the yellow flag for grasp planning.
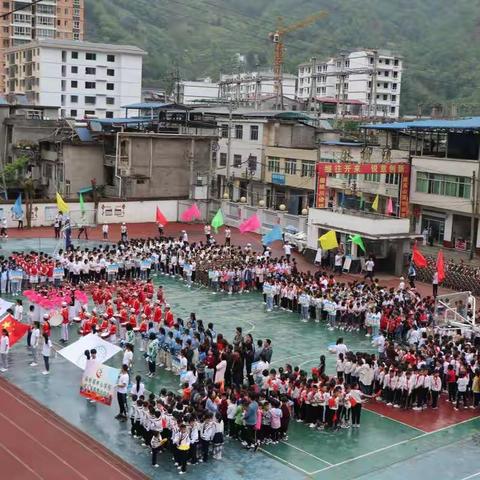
[371,194,379,211]
[319,230,338,250]
[56,192,69,213]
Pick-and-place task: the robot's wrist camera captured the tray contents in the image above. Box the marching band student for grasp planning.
[60,301,70,343]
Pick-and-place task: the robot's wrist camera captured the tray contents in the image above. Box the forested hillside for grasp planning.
[85,0,480,114]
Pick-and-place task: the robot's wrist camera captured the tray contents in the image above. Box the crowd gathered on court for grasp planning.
[0,225,479,473]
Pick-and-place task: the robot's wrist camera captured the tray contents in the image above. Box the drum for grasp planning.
[133,327,140,332]
[101,332,110,339]
[120,322,128,327]
[49,312,63,327]
[73,316,81,323]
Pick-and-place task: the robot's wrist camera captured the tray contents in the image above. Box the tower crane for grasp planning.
[269,11,328,110]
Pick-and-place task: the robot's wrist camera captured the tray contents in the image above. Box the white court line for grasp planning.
[0,438,44,479]
[270,352,320,366]
[280,441,333,465]
[0,385,137,480]
[460,472,480,480]
[307,415,480,476]
[258,447,311,475]
[0,410,89,480]
[363,407,426,433]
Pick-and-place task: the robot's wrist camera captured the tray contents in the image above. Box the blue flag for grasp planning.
[12,194,23,218]
[262,225,283,245]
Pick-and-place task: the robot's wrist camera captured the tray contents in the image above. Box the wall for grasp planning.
[306,207,410,250]
[410,156,476,215]
[63,143,105,197]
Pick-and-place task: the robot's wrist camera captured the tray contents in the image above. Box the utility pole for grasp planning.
[309,56,317,113]
[225,101,233,198]
[470,170,477,260]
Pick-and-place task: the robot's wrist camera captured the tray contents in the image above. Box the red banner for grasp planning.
[316,162,410,175]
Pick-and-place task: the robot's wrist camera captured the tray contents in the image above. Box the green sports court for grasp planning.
[1,244,479,480]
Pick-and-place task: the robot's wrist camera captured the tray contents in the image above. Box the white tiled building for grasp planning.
[297,49,403,118]
[4,39,146,119]
[218,70,297,102]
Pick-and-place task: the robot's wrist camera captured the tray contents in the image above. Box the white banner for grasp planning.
[0,298,13,318]
[58,333,122,369]
[80,360,120,406]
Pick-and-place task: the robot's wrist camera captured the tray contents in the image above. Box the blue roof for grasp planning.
[321,141,363,147]
[361,116,480,131]
[121,102,176,109]
[75,127,93,142]
[90,117,153,129]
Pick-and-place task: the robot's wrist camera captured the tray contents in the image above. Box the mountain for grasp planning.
[85,0,480,115]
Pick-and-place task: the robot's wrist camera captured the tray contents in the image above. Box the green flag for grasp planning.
[349,234,366,253]
[79,192,85,214]
[359,193,364,209]
[211,208,224,233]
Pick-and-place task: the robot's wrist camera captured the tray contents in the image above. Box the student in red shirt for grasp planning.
[60,302,69,343]
[446,364,457,402]
[164,305,174,328]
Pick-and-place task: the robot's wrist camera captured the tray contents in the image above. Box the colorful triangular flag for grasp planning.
[371,194,379,212]
[79,192,85,214]
[436,249,445,283]
[12,193,23,218]
[349,234,366,253]
[56,192,69,214]
[239,213,261,234]
[156,207,168,225]
[180,203,201,222]
[319,230,338,250]
[386,197,393,215]
[262,225,283,245]
[412,242,427,268]
[211,208,224,233]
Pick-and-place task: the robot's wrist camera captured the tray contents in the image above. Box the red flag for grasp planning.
[0,314,29,347]
[436,249,445,283]
[156,207,168,226]
[412,243,427,268]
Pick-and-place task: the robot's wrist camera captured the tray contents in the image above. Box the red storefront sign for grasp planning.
[315,162,411,218]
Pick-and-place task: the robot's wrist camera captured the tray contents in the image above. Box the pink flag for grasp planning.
[180,203,201,222]
[239,213,261,234]
[386,197,393,215]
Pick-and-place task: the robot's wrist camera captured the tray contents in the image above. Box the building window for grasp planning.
[85,67,96,75]
[267,157,280,173]
[416,172,471,198]
[71,51,78,59]
[86,52,96,61]
[71,80,78,88]
[107,54,115,62]
[85,96,96,105]
[394,59,399,66]
[285,159,297,175]
[85,81,96,89]
[365,173,381,182]
[235,124,243,139]
[219,153,227,167]
[106,111,114,118]
[250,125,259,141]
[70,95,78,103]
[220,124,228,138]
[301,160,315,177]
[62,51,67,62]
[390,107,396,114]
[233,154,242,168]
[385,173,400,185]
[71,66,78,74]
[106,97,115,105]
[106,83,114,91]
[70,109,77,117]
[85,110,96,116]
[107,69,115,76]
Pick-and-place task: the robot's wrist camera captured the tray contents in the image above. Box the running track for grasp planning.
[0,377,148,480]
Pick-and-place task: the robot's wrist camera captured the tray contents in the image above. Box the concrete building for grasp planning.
[0,0,84,91]
[175,79,219,105]
[219,71,296,105]
[362,117,480,253]
[4,39,146,119]
[298,49,403,118]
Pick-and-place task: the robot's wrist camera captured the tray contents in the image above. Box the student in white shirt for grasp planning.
[14,299,23,321]
[116,364,130,420]
[41,333,53,375]
[0,329,10,372]
[29,321,41,366]
[455,373,469,410]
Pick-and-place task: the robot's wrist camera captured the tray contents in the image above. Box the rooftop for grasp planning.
[361,116,480,132]
[5,39,147,56]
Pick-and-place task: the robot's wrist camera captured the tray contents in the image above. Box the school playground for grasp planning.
[0,235,478,480]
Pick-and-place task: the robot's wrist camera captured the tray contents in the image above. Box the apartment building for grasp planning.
[4,39,146,119]
[298,49,403,118]
[218,71,296,104]
[0,0,84,91]
[175,78,219,104]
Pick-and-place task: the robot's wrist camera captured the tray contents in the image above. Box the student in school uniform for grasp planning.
[430,370,442,409]
[29,321,41,367]
[0,329,10,372]
[455,372,469,410]
[348,383,369,428]
[13,299,23,321]
[41,333,53,375]
[150,430,165,468]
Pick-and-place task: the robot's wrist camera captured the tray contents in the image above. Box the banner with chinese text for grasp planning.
[79,360,120,406]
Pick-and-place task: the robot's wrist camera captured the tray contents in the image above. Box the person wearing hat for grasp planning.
[60,301,70,343]
[42,313,51,338]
